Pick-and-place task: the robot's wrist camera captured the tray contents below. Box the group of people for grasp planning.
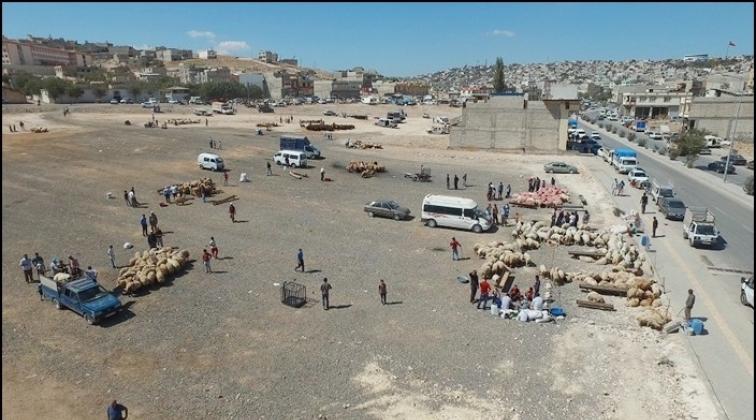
[468,270,544,313]
[611,178,626,196]
[487,182,512,201]
[551,208,589,228]
[527,176,555,193]
[20,253,100,282]
[484,203,511,226]
[123,187,140,207]
[140,212,164,249]
[446,174,465,190]
[208,137,222,150]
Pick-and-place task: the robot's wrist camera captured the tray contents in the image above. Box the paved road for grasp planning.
[577,113,755,420]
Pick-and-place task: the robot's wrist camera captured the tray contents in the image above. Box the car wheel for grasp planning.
[548,169,554,174]
[367,211,375,218]
[393,214,402,221]
[568,169,575,174]
[84,314,95,325]
[52,298,61,310]
[427,219,437,228]
[741,291,748,306]
[472,224,483,233]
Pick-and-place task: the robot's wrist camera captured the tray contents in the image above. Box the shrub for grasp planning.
[627,132,636,142]
[637,138,648,148]
[597,123,603,130]
[658,147,667,156]
[669,149,680,160]
[619,131,626,138]
[745,175,754,196]
[611,127,618,134]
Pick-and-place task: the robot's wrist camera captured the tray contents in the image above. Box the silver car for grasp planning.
[657,197,686,221]
[364,200,411,221]
[544,162,578,174]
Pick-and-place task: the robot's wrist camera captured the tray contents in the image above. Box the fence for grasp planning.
[280,281,307,308]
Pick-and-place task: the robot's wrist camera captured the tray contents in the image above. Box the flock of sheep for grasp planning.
[115,247,190,294]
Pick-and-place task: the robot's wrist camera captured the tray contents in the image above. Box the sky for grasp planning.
[2,2,754,77]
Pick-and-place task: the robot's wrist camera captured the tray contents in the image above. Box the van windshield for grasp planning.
[622,158,637,166]
[215,158,223,163]
[659,189,674,198]
[696,225,716,236]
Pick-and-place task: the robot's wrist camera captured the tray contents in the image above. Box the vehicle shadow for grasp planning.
[98,301,136,328]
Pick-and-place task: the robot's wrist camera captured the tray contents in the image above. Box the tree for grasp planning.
[68,85,84,103]
[128,82,143,102]
[676,128,709,167]
[493,57,506,93]
[200,81,247,102]
[247,84,264,100]
[10,71,43,96]
[45,78,73,103]
[92,85,107,102]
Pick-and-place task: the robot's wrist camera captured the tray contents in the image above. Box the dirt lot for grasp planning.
[2,103,718,420]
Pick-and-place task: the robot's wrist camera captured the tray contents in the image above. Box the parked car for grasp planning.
[608,115,619,121]
[120,98,134,104]
[647,132,663,140]
[590,132,601,140]
[721,153,748,165]
[597,147,611,162]
[747,160,754,170]
[698,147,712,155]
[741,276,754,307]
[627,168,649,184]
[323,109,337,116]
[109,99,119,105]
[364,200,411,221]
[657,197,686,221]
[543,162,578,174]
[708,161,736,174]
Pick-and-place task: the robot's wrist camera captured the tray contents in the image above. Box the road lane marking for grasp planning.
[662,240,754,377]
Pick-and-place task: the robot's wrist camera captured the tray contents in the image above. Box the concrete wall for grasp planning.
[449,95,571,152]
[38,88,161,104]
[313,80,333,99]
[2,87,29,103]
[689,96,754,140]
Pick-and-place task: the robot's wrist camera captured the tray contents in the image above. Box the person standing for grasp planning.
[217,140,222,150]
[209,138,214,149]
[85,266,98,282]
[20,254,34,283]
[450,237,461,261]
[652,217,659,238]
[506,184,511,198]
[107,399,128,420]
[550,210,557,227]
[617,180,625,196]
[209,237,219,259]
[378,279,387,304]
[295,248,305,272]
[223,172,229,186]
[228,202,236,223]
[200,184,206,203]
[31,253,45,280]
[123,190,130,207]
[320,278,332,310]
[477,277,491,310]
[611,178,618,196]
[462,173,467,187]
[453,174,459,190]
[551,177,556,187]
[163,186,171,204]
[202,249,212,274]
[107,245,117,269]
[139,214,148,236]
[492,204,499,225]
[128,189,136,207]
[171,184,178,200]
[130,187,139,206]
[498,182,504,200]
[533,275,541,296]
[68,255,81,277]
[502,204,510,226]
[266,161,273,176]
[582,210,591,227]
[320,166,325,181]
[640,192,649,214]
[155,228,164,248]
[684,289,696,320]
[147,231,157,249]
[469,269,479,303]
[148,212,158,233]
[446,174,450,190]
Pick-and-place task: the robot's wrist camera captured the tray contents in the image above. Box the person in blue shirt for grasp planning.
[107,399,128,420]
[295,249,305,272]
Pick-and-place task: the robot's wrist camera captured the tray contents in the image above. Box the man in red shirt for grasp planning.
[450,237,461,261]
[477,278,491,309]
[202,249,212,273]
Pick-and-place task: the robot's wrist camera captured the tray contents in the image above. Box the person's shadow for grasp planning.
[384,301,403,305]
[328,304,352,310]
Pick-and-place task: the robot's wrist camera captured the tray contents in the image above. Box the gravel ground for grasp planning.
[2,104,717,420]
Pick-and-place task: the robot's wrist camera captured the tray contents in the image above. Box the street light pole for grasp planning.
[723,78,744,183]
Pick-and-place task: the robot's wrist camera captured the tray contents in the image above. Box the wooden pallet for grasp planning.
[576,299,615,311]
[578,282,629,297]
[568,249,606,258]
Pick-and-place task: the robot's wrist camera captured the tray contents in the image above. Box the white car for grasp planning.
[608,115,619,121]
[597,147,611,162]
[168,99,179,104]
[647,132,663,140]
[590,131,601,140]
[741,276,754,307]
[628,168,649,184]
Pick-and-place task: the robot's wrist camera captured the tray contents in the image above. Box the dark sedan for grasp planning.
[721,153,747,165]
[708,161,736,174]
[364,200,411,221]
[657,197,686,221]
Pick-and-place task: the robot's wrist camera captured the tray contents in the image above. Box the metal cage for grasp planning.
[280,281,306,308]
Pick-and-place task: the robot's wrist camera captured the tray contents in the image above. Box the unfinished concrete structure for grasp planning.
[687,94,754,140]
[449,94,579,152]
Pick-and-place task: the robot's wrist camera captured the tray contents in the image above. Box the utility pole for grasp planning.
[723,79,744,183]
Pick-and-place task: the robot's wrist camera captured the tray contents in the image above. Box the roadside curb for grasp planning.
[583,120,754,209]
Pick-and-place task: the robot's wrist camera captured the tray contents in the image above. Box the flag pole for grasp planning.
[725,44,730,60]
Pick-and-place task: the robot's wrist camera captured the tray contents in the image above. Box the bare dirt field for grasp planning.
[2,103,717,420]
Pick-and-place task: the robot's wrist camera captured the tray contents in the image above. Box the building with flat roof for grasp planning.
[687,93,754,140]
[259,50,278,64]
[2,37,92,67]
[199,49,217,60]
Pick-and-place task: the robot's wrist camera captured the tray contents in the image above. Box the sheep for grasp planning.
[587,291,605,304]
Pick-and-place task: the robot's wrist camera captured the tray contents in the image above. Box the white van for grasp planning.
[421,195,492,233]
[197,153,224,171]
[273,150,308,168]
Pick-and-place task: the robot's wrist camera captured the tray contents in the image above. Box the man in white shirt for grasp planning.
[107,245,117,269]
[86,266,98,282]
[127,190,135,207]
[320,167,325,181]
[20,254,33,283]
[531,293,544,311]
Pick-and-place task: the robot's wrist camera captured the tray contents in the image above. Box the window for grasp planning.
[423,205,461,216]
[663,96,671,102]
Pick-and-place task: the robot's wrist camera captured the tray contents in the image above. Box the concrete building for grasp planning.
[237,73,265,90]
[259,50,278,64]
[108,45,136,59]
[199,49,217,60]
[459,86,491,102]
[449,94,580,152]
[331,80,361,99]
[313,80,334,99]
[178,63,204,84]
[156,48,193,63]
[2,38,92,67]
[547,84,580,100]
[279,58,298,67]
[614,85,692,119]
[163,86,190,102]
[199,67,232,83]
[371,80,396,97]
[395,83,431,97]
[687,94,754,140]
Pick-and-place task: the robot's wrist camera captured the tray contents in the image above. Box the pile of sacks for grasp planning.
[306,122,355,131]
[116,248,190,294]
[509,186,569,208]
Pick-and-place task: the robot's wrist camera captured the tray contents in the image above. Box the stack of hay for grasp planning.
[116,248,190,294]
[510,186,570,208]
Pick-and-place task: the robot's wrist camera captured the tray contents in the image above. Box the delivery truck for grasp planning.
[279,135,321,159]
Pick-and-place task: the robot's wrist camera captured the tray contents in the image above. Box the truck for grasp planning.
[279,135,321,159]
[38,275,123,325]
[682,207,718,248]
[631,120,647,132]
[387,111,406,122]
[212,101,235,115]
[611,148,638,174]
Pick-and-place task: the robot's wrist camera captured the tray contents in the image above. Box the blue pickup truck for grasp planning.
[38,275,123,325]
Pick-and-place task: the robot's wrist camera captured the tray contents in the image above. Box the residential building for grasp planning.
[450,93,581,152]
[178,63,205,84]
[279,58,298,67]
[313,80,333,99]
[163,86,190,102]
[370,80,396,97]
[138,73,161,83]
[395,83,430,97]
[2,37,92,67]
[459,85,491,102]
[199,49,217,60]
[236,73,265,90]
[683,54,708,62]
[156,48,193,63]
[264,70,314,99]
[687,93,754,140]
[259,50,278,64]
[199,67,232,83]
[546,84,579,100]
[140,49,157,60]
[108,45,136,59]
[614,85,692,119]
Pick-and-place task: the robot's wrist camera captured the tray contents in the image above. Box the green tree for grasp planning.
[128,82,143,102]
[92,85,107,102]
[45,78,73,103]
[10,71,43,96]
[200,81,247,101]
[676,128,709,167]
[493,57,506,93]
[247,84,264,100]
[68,85,84,103]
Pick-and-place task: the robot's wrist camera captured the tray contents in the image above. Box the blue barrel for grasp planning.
[687,319,704,336]
[640,235,649,247]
